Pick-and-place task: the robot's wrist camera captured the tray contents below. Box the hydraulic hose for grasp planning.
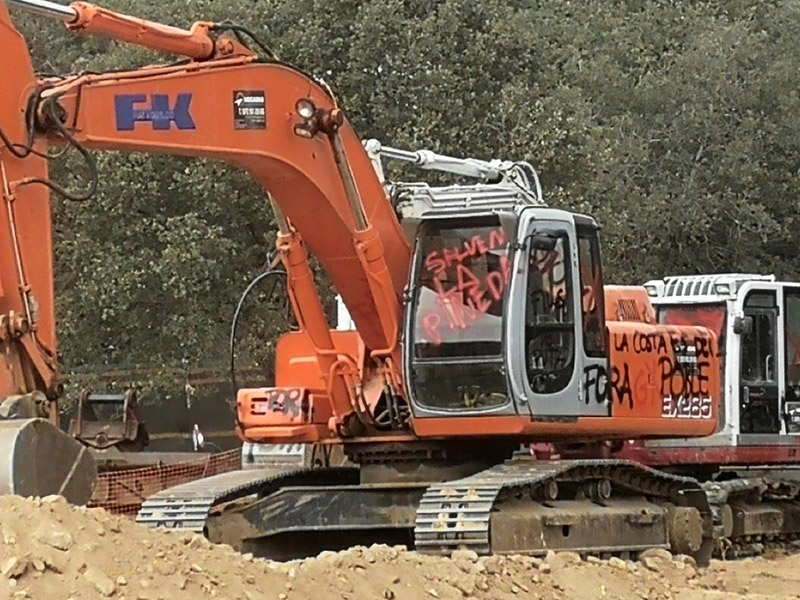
[228,268,286,416]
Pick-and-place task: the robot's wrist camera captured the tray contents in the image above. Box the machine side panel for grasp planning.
[606,321,719,429]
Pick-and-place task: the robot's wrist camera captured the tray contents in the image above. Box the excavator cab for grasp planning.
[405,208,609,420]
[351,141,719,442]
[370,141,610,422]
[643,274,800,441]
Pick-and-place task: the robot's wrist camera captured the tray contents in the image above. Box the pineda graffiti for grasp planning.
[421,226,509,345]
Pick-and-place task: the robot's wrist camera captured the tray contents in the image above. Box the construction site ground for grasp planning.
[0,495,798,600]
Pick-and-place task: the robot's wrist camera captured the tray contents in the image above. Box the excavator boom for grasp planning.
[0,0,56,402]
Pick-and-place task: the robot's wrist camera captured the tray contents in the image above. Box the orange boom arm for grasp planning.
[43,61,411,434]
[0,1,59,415]
[37,59,412,344]
[2,2,410,435]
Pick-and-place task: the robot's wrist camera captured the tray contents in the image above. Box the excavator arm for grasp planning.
[2,0,411,439]
[37,59,411,340]
[0,0,59,416]
[7,0,216,58]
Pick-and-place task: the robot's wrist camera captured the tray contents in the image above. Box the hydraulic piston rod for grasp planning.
[363,138,543,201]
[365,138,508,181]
[4,0,216,59]
[5,0,76,21]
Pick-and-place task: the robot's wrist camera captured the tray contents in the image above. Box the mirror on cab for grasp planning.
[733,315,754,335]
[529,230,560,252]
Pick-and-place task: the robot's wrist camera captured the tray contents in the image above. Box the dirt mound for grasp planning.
[0,495,799,600]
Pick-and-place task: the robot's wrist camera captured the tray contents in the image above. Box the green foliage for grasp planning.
[11,0,800,400]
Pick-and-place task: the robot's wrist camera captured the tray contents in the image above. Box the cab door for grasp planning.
[506,210,607,417]
[781,287,800,434]
[738,290,780,434]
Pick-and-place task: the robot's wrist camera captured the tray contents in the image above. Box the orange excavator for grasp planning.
[3,0,781,564]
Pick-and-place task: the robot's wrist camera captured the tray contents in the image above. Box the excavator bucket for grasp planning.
[0,419,97,504]
[68,389,149,451]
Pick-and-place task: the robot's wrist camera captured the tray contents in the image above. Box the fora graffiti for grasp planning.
[582,363,631,407]
[583,328,716,418]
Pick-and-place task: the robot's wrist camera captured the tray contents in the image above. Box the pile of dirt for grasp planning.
[1,495,799,600]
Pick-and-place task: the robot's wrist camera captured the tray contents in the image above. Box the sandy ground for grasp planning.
[0,495,799,600]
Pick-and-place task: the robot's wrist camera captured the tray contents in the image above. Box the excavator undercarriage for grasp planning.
[704,474,800,558]
[136,445,800,565]
[136,444,713,565]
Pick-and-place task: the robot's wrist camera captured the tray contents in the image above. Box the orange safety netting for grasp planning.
[89,449,241,517]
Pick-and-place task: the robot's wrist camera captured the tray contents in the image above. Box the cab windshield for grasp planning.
[657,304,726,348]
[413,217,510,358]
[409,216,511,410]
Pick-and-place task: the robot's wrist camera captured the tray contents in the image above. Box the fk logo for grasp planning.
[114,93,196,131]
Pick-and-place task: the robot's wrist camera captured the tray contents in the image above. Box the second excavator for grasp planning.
[2,0,759,565]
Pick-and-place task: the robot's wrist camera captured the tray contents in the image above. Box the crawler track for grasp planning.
[415,458,713,565]
[136,467,357,531]
[704,476,800,558]
[141,458,800,567]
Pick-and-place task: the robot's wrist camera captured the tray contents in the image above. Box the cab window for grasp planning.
[525,230,574,393]
[410,216,510,410]
[577,231,605,357]
[741,292,777,383]
[784,291,800,399]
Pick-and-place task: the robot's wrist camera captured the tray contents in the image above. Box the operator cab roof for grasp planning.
[643,273,776,304]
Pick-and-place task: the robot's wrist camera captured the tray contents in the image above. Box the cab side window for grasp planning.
[784,291,800,400]
[739,291,779,434]
[577,232,605,357]
[525,231,574,393]
[741,294,777,383]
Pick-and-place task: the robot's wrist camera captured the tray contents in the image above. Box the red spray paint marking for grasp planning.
[421,227,510,345]
[424,227,507,275]
[530,248,562,276]
[580,262,601,327]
